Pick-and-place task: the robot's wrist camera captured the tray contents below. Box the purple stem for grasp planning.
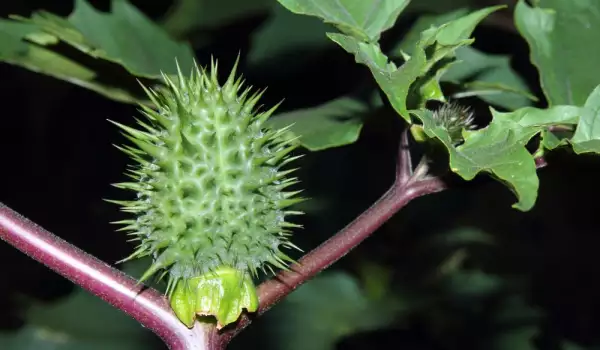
[0,136,550,349]
[224,149,550,341]
[257,175,445,310]
[0,203,221,350]
[222,135,447,341]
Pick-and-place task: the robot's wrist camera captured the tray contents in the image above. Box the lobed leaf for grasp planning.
[0,0,195,104]
[248,3,333,65]
[12,0,196,78]
[328,7,503,122]
[571,85,600,153]
[413,104,586,211]
[276,0,410,42]
[161,0,272,38]
[514,0,600,106]
[0,19,149,105]
[266,97,368,151]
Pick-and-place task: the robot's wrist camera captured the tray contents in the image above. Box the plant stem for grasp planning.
[224,144,550,342]
[0,203,221,350]
[0,138,551,349]
[257,175,445,310]
[222,135,447,341]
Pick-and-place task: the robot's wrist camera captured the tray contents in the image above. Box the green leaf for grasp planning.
[392,8,471,56]
[326,33,417,122]
[514,0,600,106]
[490,324,538,350]
[161,0,272,38]
[419,6,504,47]
[240,272,398,350]
[413,105,582,211]
[443,46,535,110]
[0,20,150,105]
[488,296,542,350]
[0,261,155,350]
[405,0,481,14]
[12,0,195,78]
[266,97,368,151]
[572,85,600,153]
[248,3,333,65]
[275,0,410,42]
[328,7,502,122]
[393,8,533,110]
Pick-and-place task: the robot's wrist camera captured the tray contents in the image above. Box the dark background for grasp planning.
[1,1,600,349]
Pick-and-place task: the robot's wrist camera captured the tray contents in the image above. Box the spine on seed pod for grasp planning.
[108,57,305,329]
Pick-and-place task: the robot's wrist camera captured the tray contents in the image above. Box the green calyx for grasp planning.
[170,267,258,329]
[108,57,304,328]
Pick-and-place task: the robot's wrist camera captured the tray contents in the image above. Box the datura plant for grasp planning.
[108,59,304,329]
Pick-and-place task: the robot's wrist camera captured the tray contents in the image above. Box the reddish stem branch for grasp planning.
[0,136,552,349]
[224,147,551,342]
[0,203,220,350]
[257,176,445,310]
[222,139,447,342]
[255,142,443,315]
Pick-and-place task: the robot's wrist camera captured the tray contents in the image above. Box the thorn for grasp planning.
[133,117,158,135]
[108,120,158,142]
[282,241,304,252]
[175,57,186,87]
[210,55,219,86]
[225,53,241,89]
[274,178,300,191]
[274,168,299,181]
[110,219,136,225]
[268,144,299,165]
[138,81,161,108]
[281,154,304,167]
[112,182,150,191]
[137,263,162,284]
[123,134,164,159]
[255,100,282,125]
[102,198,141,206]
[116,246,147,264]
[277,197,306,209]
[281,221,303,229]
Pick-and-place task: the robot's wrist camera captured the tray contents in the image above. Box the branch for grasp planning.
[0,138,552,349]
[223,142,551,341]
[0,203,222,350]
[257,175,445,310]
[221,137,447,341]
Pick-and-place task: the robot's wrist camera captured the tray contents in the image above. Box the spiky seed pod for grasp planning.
[431,101,476,144]
[108,58,304,328]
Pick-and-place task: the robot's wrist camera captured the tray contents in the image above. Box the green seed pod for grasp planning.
[108,58,304,328]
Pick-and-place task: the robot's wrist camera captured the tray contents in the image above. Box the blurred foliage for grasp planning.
[1,0,600,350]
[0,260,162,350]
[232,271,401,350]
